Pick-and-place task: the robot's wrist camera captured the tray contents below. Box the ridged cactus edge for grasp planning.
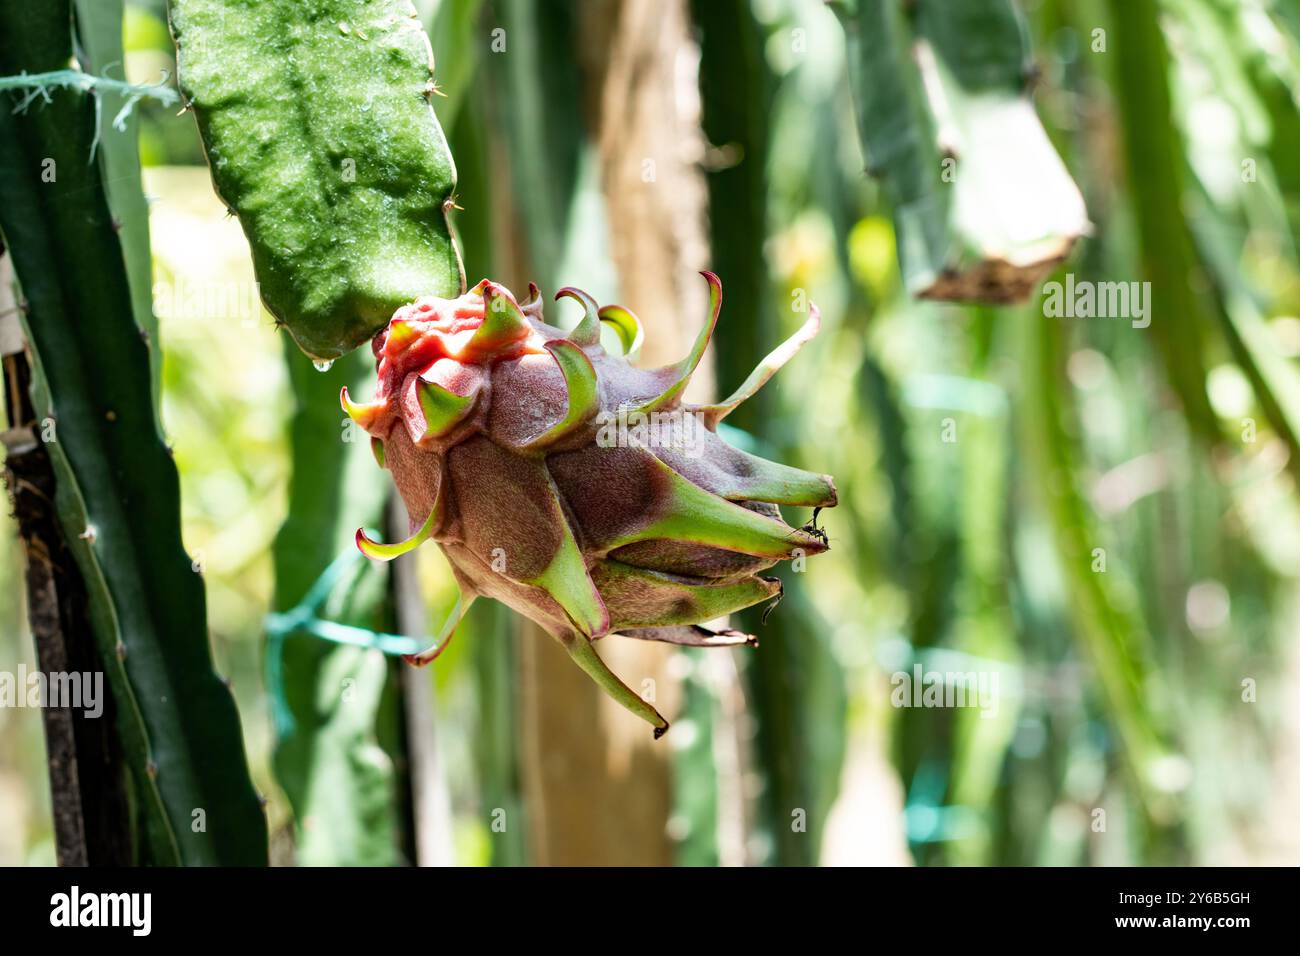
[0,0,267,864]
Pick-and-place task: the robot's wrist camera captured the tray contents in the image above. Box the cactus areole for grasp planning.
[344,273,837,735]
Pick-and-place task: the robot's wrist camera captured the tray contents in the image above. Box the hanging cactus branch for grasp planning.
[833,0,1089,303]
[170,0,465,359]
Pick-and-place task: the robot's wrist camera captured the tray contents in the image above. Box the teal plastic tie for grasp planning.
[264,547,427,737]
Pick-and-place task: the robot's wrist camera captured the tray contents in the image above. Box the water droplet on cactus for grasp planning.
[313,359,334,372]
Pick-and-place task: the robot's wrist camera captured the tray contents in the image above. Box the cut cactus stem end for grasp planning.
[833,0,1088,305]
[348,274,835,730]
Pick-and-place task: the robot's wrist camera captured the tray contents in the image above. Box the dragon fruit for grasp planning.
[343,272,835,737]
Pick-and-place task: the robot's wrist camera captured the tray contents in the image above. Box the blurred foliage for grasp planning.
[268,347,410,866]
[4,0,1300,865]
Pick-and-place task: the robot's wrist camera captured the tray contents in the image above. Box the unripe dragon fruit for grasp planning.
[343,272,835,737]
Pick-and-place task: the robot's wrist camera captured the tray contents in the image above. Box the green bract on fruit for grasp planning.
[344,273,836,736]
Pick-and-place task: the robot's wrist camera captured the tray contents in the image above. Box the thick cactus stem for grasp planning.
[833,0,1088,303]
[171,0,465,359]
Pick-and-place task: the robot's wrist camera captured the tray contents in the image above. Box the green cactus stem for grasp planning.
[833,0,1089,303]
[72,0,165,409]
[0,0,267,865]
[170,0,464,361]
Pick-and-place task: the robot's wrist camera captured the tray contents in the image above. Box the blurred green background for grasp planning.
[3,0,1300,866]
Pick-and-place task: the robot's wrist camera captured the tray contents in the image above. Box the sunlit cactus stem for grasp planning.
[171,0,464,360]
[831,0,1088,303]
